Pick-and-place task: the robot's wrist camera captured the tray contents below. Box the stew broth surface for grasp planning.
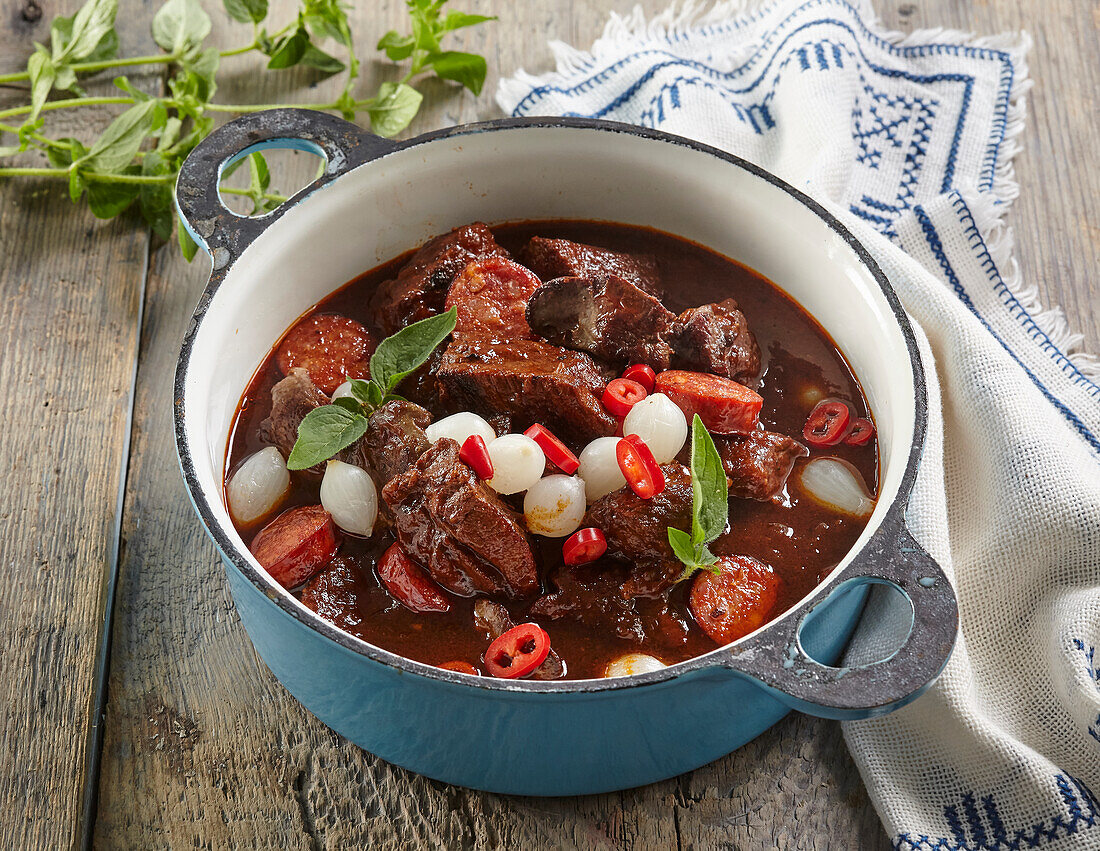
[227,221,877,678]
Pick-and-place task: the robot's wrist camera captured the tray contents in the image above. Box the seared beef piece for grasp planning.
[716,430,808,501]
[585,463,693,566]
[382,439,538,599]
[520,236,662,297]
[474,599,565,679]
[487,413,512,437]
[369,223,508,335]
[259,368,329,465]
[437,338,617,445]
[363,399,432,484]
[531,563,646,642]
[300,557,364,632]
[525,275,675,370]
[668,299,761,384]
[531,564,690,645]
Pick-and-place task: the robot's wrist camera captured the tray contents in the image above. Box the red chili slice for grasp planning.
[622,363,657,393]
[439,661,480,676]
[523,423,580,474]
[459,434,494,479]
[844,417,875,446]
[377,542,451,613]
[484,623,551,679]
[616,435,666,499]
[803,400,851,447]
[562,527,607,566]
[654,370,762,434]
[602,378,648,418]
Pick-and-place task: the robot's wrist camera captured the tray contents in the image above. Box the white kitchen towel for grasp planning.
[498,2,1100,848]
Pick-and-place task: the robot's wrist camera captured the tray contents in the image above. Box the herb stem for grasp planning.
[0,166,174,184]
[0,96,135,121]
[219,186,288,203]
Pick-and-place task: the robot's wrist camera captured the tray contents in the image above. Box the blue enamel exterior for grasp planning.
[222,550,867,795]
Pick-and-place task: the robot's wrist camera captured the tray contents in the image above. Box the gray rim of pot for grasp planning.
[173,111,957,715]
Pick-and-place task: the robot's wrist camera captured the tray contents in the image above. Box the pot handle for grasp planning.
[713,511,958,720]
[175,108,397,269]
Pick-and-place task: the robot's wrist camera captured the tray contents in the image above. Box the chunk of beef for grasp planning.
[363,399,431,484]
[584,463,692,565]
[259,368,328,464]
[520,236,662,297]
[300,557,364,633]
[525,275,674,370]
[437,338,617,445]
[531,564,691,646]
[715,430,808,501]
[474,599,565,679]
[669,299,761,384]
[369,223,508,335]
[382,439,538,599]
[583,463,693,598]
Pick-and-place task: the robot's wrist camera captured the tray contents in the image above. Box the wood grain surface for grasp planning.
[0,0,1095,848]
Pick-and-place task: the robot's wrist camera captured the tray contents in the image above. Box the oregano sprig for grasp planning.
[668,415,730,580]
[286,308,456,470]
[0,0,495,259]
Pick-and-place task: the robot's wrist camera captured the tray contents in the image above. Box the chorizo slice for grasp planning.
[655,369,762,434]
[689,555,779,645]
[249,504,340,589]
[276,314,376,395]
[445,257,543,340]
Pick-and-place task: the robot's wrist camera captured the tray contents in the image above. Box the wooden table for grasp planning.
[2,1,1096,847]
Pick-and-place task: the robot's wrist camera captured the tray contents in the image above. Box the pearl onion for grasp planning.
[320,460,379,536]
[330,380,356,402]
[603,654,667,678]
[486,434,544,494]
[227,446,290,526]
[524,475,587,537]
[622,392,688,463]
[577,437,627,503]
[425,411,497,447]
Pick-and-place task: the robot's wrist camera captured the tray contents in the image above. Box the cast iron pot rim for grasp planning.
[174,115,928,695]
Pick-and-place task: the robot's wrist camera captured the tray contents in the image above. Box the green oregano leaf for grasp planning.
[299,43,346,75]
[426,50,487,95]
[223,0,268,25]
[177,215,200,262]
[347,378,375,407]
[366,81,423,138]
[87,177,140,218]
[331,396,363,414]
[690,413,728,546]
[368,307,456,395]
[54,0,118,63]
[28,50,56,121]
[152,0,211,55]
[287,405,369,470]
[668,416,730,581]
[376,30,415,61]
[441,11,496,32]
[266,29,309,69]
[81,99,161,174]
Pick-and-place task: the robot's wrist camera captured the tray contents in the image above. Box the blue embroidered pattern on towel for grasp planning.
[1072,639,1100,744]
[911,200,1100,456]
[506,0,1018,238]
[894,774,1100,851]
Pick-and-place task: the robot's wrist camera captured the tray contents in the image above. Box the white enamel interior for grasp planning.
[181,124,915,616]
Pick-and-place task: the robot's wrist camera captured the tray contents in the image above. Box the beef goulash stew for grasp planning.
[225,221,879,680]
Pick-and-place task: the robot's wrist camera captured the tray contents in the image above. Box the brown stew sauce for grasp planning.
[226,221,877,679]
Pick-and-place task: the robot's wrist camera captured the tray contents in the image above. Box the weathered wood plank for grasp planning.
[92,0,1096,849]
[0,1,161,845]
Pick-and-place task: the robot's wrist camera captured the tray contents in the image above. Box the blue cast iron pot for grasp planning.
[174,109,958,796]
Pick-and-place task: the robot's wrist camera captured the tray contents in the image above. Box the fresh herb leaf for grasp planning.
[28,49,56,122]
[266,28,309,69]
[426,50,486,95]
[368,307,456,395]
[331,396,363,414]
[299,43,346,74]
[287,405,369,470]
[80,99,162,174]
[376,30,415,61]
[152,0,211,55]
[441,11,496,32]
[690,413,728,545]
[668,415,730,580]
[87,177,140,218]
[347,378,376,407]
[178,215,200,261]
[51,9,119,69]
[366,81,423,137]
[223,0,268,25]
[667,527,697,567]
[54,0,118,63]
